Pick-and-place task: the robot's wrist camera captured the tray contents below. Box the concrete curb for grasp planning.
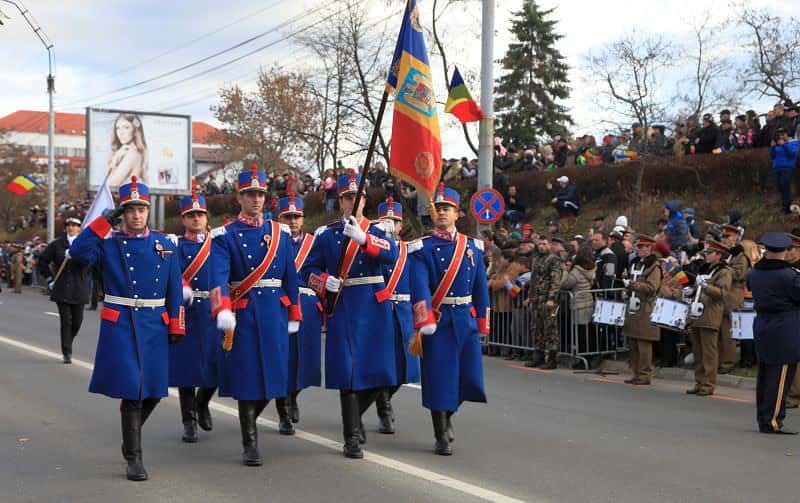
[599,359,757,391]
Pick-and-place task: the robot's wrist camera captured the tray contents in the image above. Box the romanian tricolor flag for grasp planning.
[445,66,483,124]
[387,0,442,200]
[6,174,38,195]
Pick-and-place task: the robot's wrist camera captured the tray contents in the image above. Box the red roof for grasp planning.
[0,110,220,144]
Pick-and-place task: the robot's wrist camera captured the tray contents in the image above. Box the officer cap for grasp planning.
[704,240,730,255]
[760,232,792,252]
[550,235,565,245]
[720,223,742,236]
[635,233,656,246]
[788,233,800,248]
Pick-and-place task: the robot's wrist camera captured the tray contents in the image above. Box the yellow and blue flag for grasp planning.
[387,0,442,200]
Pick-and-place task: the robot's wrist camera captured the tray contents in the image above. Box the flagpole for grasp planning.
[325,0,411,316]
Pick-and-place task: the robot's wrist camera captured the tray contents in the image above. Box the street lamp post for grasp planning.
[2,0,56,241]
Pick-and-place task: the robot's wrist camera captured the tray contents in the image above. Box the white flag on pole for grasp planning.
[82,171,115,232]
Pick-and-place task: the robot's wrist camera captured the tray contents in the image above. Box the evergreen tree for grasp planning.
[495,1,572,147]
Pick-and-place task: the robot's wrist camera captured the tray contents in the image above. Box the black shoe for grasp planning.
[121,401,148,481]
[686,387,700,395]
[340,392,364,459]
[275,398,295,436]
[62,355,71,364]
[696,388,714,397]
[760,426,799,435]
[431,411,452,456]
[178,388,199,443]
[289,392,300,424]
[238,400,262,466]
[718,367,733,375]
[195,387,215,431]
[376,388,395,434]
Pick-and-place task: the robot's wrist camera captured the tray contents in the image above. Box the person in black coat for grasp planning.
[37,217,91,364]
[746,232,800,434]
[692,114,719,154]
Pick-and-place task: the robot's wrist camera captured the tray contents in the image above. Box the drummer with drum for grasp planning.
[719,224,751,374]
[622,234,663,385]
[686,240,732,397]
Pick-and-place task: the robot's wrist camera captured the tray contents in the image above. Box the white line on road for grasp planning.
[0,332,534,503]
[45,311,59,317]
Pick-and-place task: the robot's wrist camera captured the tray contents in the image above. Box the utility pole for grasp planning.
[476,0,495,232]
[2,0,56,241]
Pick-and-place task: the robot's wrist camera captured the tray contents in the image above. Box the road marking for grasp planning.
[509,364,555,374]
[403,383,421,390]
[0,333,532,503]
[709,394,753,404]
[45,311,59,317]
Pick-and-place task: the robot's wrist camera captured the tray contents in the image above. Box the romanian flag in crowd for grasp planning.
[387,0,442,200]
[663,258,690,285]
[509,279,524,298]
[6,174,38,195]
[445,66,483,124]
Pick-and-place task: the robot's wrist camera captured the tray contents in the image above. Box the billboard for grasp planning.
[86,108,191,194]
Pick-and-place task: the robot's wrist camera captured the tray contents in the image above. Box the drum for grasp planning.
[731,310,755,340]
[650,298,690,330]
[592,299,626,326]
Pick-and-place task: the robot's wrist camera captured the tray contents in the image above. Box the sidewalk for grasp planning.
[598,358,757,390]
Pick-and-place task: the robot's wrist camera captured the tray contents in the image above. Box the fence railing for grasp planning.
[485,287,629,369]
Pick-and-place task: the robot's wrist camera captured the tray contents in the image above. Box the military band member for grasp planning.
[686,240,732,397]
[409,184,489,456]
[168,188,220,443]
[719,224,750,374]
[275,193,323,434]
[622,234,662,385]
[300,170,399,459]
[373,197,421,434]
[746,233,800,434]
[784,232,800,409]
[527,236,563,369]
[209,165,302,466]
[70,176,185,481]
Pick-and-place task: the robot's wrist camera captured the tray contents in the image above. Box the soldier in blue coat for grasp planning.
[300,170,399,459]
[746,232,800,434]
[372,197,421,435]
[70,176,185,481]
[274,193,322,435]
[209,164,302,466]
[168,189,221,443]
[409,184,489,456]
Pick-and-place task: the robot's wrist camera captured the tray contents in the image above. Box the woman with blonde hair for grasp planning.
[107,113,148,187]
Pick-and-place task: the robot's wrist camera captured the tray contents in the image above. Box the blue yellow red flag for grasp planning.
[386,0,442,200]
[6,174,38,195]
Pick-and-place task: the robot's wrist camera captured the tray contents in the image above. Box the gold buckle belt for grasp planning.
[191,290,210,298]
[104,295,166,308]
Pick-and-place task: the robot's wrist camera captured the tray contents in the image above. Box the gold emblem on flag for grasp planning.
[414,152,435,179]
[410,4,422,32]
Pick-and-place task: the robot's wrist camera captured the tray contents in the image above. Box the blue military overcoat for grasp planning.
[168,235,221,388]
[746,258,800,365]
[210,219,301,401]
[410,233,489,412]
[300,218,399,391]
[382,241,421,384]
[288,233,322,392]
[70,217,185,400]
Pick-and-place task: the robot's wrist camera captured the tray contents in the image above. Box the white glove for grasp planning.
[216,309,236,332]
[697,277,708,288]
[325,275,342,293]
[48,281,55,290]
[504,279,514,291]
[622,278,631,288]
[343,216,367,245]
[182,286,193,304]
[420,323,437,335]
[288,320,300,334]
[64,249,71,260]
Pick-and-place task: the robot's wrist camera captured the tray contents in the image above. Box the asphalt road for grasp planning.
[1,288,798,503]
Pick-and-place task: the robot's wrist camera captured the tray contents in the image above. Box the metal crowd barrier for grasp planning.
[485,286,629,370]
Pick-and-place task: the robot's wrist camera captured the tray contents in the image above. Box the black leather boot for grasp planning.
[340,392,363,459]
[539,350,558,369]
[375,388,395,434]
[195,387,216,431]
[289,391,300,424]
[122,398,159,461]
[446,411,455,443]
[178,387,198,443]
[238,400,262,466]
[525,350,544,368]
[121,400,148,481]
[431,410,452,456]
[275,397,295,436]
[356,388,378,443]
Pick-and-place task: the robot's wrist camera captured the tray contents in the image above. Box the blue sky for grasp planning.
[2,0,798,161]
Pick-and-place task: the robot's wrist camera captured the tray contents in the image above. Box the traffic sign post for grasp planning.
[470,188,505,225]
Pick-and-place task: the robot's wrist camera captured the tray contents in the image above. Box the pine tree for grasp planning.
[495,1,572,147]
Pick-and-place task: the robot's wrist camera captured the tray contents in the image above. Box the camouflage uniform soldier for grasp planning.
[527,237,563,369]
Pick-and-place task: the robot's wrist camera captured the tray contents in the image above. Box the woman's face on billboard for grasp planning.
[115,118,134,144]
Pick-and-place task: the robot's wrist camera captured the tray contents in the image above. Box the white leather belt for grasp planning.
[343,276,384,287]
[390,294,411,302]
[299,287,316,296]
[104,294,166,308]
[440,295,472,305]
[230,279,282,288]
[191,291,210,299]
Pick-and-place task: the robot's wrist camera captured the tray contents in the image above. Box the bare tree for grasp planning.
[586,32,674,226]
[0,134,45,230]
[736,6,800,102]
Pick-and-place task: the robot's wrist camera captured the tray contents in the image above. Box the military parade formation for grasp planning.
[61,167,489,481]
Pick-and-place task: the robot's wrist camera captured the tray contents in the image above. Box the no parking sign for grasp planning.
[470,188,505,225]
